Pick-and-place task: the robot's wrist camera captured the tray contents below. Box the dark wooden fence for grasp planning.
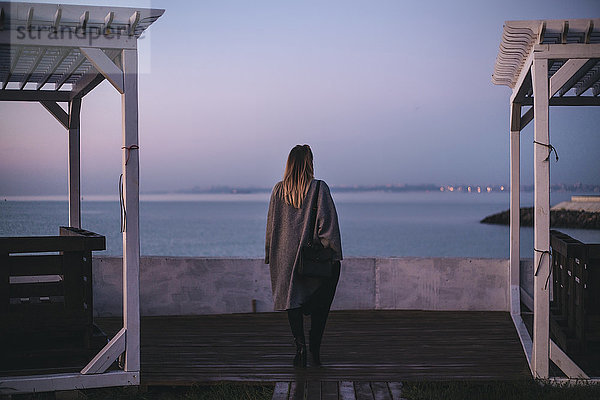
[0,227,107,373]
[550,230,600,373]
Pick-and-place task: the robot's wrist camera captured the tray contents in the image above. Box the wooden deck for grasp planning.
[93,310,530,385]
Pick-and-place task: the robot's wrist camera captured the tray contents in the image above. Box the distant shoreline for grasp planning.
[481,207,600,230]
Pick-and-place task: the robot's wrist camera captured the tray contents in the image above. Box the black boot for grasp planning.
[288,308,306,368]
[293,338,307,367]
[309,329,322,366]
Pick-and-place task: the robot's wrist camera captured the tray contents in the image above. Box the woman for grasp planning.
[265,144,342,367]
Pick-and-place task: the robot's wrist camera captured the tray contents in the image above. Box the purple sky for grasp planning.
[1,0,599,195]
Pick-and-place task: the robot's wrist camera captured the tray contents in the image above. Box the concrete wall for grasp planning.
[92,257,511,317]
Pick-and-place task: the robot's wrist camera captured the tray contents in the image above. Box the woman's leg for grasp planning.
[287,307,306,367]
[309,261,341,365]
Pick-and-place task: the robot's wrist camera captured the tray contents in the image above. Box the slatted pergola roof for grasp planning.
[0,2,163,100]
[493,19,600,104]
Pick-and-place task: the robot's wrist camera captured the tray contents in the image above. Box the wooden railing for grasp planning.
[550,230,600,371]
[0,227,107,372]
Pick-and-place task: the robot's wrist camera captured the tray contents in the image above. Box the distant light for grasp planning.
[449,186,454,192]
[500,186,505,191]
[487,187,492,193]
[467,186,472,193]
[440,187,444,192]
[477,186,481,193]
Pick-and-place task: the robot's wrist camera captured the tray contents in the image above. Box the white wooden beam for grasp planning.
[520,106,534,130]
[0,371,138,395]
[537,21,546,44]
[1,46,22,89]
[81,327,126,374]
[0,90,71,102]
[80,47,124,93]
[71,73,105,100]
[68,98,82,228]
[52,7,62,32]
[520,287,534,312]
[104,11,114,34]
[531,56,550,379]
[25,7,34,31]
[79,10,89,31]
[549,59,590,98]
[558,59,596,97]
[509,102,521,316]
[585,21,594,44]
[533,43,600,59]
[121,48,141,373]
[560,21,569,44]
[40,101,69,129]
[521,96,600,107]
[575,63,600,96]
[550,340,589,379]
[129,11,140,36]
[510,52,534,104]
[0,30,138,50]
[511,313,533,374]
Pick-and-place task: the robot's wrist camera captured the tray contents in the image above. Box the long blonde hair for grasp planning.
[277,144,314,208]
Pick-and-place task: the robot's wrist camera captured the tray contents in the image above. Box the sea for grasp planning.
[1,191,599,259]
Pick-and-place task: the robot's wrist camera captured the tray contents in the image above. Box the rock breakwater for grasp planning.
[481,208,600,230]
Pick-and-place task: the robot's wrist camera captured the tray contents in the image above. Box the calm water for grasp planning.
[1,191,599,258]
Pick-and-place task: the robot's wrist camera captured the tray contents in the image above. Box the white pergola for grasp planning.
[493,18,600,380]
[0,2,163,393]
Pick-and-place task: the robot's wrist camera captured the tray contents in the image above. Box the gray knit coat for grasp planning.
[265,179,342,311]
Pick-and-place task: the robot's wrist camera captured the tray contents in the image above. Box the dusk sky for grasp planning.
[1,0,599,195]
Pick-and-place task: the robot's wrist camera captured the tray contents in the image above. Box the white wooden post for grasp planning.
[68,98,82,228]
[509,101,521,315]
[531,56,550,378]
[121,48,140,372]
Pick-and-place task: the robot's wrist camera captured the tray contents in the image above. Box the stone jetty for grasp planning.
[481,195,600,230]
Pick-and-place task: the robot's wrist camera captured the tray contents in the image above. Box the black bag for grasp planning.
[298,181,334,278]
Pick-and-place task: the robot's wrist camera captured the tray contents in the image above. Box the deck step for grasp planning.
[272,381,407,400]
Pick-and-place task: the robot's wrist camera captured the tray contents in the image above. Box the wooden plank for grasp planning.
[289,380,305,400]
[355,382,374,400]
[549,59,589,98]
[387,383,404,400]
[306,380,320,399]
[9,281,64,297]
[321,381,338,400]
[339,382,356,400]
[0,237,87,253]
[0,253,9,313]
[8,255,63,276]
[371,382,391,400]
[272,382,290,400]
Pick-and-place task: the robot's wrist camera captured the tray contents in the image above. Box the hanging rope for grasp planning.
[122,144,139,165]
[534,248,552,290]
[533,140,559,162]
[119,173,126,232]
[119,145,138,232]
